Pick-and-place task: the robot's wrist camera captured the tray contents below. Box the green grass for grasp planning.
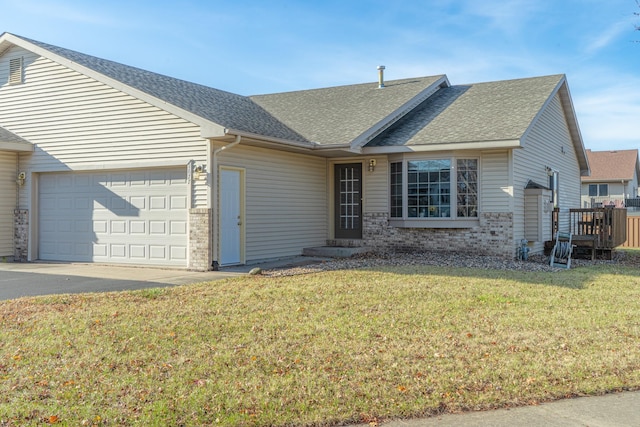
[1,258,640,426]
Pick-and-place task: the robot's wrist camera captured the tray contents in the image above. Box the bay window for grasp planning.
[390,157,478,225]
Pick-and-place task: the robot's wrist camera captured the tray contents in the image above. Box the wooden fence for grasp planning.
[622,216,640,248]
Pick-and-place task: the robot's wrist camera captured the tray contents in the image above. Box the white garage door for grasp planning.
[39,169,188,266]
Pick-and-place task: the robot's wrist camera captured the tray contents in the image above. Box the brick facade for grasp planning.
[13,209,28,262]
[362,212,515,258]
[188,208,212,271]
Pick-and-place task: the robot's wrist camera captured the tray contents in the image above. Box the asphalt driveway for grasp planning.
[0,262,243,300]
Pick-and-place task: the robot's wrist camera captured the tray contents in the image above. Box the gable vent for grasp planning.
[9,57,23,85]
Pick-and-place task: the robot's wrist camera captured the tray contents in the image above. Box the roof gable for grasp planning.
[0,33,306,143]
[368,75,565,147]
[251,75,448,146]
[366,74,589,175]
[583,149,640,182]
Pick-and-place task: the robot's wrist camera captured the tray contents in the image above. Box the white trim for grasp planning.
[389,154,481,222]
[0,141,33,152]
[219,165,246,265]
[389,219,479,228]
[29,159,190,173]
[363,139,522,154]
[223,128,316,149]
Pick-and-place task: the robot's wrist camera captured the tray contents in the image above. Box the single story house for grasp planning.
[0,32,589,270]
[581,149,640,208]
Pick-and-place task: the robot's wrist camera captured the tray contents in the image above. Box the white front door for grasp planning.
[220,168,243,265]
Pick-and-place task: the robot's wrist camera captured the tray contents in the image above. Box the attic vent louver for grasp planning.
[9,57,23,85]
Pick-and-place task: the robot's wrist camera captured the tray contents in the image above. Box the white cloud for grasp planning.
[585,19,634,54]
[462,0,545,36]
[573,81,640,151]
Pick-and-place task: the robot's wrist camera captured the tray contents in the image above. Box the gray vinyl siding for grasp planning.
[514,94,581,254]
[480,150,511,213]
[0,47,209,209]
[0,151,16,257]
[219,144,327,262]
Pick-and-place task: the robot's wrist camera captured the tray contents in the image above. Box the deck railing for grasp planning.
[552,207,627,249]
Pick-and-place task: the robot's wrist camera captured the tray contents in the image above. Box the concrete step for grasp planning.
[302,246,371,258]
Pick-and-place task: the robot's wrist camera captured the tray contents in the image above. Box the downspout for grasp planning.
[210,135,241,270]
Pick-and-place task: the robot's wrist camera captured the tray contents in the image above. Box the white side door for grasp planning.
[220,168,243,265]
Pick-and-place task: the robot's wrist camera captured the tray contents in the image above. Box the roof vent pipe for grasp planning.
[377,65,385,88]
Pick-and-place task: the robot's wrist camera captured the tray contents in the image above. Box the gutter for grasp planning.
[223,128,315,150]
[209,135,242,270]
[222,128,361,153]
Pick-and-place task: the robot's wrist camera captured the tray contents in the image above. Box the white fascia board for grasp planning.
[200,123,227,138]
[3,34,224,136]
[30,159,190,173]
[314,143,360,153]
[581,178,631,183]
[350,75,450,150]
[222,128,317,150]
[362,139,522,154]
[0,141,34,152]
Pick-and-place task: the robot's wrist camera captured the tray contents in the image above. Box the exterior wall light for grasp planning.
[368,159,376,172]
[194,165,204,180]
[16,171,25,186]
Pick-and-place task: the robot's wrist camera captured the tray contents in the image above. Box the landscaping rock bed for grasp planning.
[262,249,629,277]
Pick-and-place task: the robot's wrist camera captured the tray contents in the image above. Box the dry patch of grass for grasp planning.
[1,262,640,426]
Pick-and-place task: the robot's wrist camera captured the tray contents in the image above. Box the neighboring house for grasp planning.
[581,149,640,208]
[0,32,589,270]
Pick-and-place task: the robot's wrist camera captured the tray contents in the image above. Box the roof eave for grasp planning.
[221,128,316,150]
[362,139,522,154]
[581,177,632,183]
[0,141,34,152]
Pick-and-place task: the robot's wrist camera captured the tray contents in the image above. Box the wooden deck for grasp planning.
[551,208,627,260]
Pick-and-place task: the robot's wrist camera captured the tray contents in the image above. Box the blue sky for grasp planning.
[1,0,639,151]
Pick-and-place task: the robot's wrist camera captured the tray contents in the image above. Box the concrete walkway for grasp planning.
[352,391,640,427]
[0,256,327,300]
[0,261,243,300]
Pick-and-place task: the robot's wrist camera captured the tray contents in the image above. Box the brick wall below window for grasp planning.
[362,212,515,258]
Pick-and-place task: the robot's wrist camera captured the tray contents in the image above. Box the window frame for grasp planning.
[588,183,609,197]
[389,155,480,228]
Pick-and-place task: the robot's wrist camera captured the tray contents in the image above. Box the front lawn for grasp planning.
[1,257,639,426]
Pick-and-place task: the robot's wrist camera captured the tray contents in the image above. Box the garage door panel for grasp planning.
[170,245,187,260]
[170,195,187,209]
[130,221,146,234]
[39,169,188,267]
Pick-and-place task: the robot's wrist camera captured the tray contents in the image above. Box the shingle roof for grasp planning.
[367,75,565,147]
[14,35,307,143]
[583,149,640,181]
[0,125,32,151]
[0,125,30,144]
[1,33,586,164]
[13,34,444,147]
[250,76,446,146]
